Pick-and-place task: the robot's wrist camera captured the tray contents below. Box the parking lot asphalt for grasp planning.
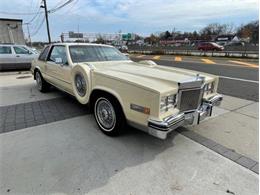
[131,55,259,101]
[0,72,258,194]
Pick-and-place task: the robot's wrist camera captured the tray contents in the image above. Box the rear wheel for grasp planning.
[35,71,50,92]
[94,94,126,136]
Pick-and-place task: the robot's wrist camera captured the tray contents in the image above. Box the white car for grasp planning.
[31,43,223,139]
[0,44,38,71]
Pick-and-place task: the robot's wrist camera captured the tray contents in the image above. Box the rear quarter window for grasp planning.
[0,46,12,54]
[38,46,50,61]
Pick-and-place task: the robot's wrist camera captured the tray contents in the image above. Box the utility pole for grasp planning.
[41,0,51,43]
[6,24,14,44]
[24,23,31,46]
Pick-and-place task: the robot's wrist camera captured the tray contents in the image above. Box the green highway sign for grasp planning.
[122,33,132,40]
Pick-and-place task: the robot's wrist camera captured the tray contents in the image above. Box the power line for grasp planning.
[0,0,76,15]
[25,9,42,24]
[51,0,67,10]
[25,0,42,24]
[0,11,43,15]
[49,0,75,13]
[30,15,45,36]
[59,0,79,14]
[1,0,78,42]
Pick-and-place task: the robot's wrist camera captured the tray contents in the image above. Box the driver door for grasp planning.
[46,45,72,93]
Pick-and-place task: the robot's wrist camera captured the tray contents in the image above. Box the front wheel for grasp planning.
[94,95,126,136]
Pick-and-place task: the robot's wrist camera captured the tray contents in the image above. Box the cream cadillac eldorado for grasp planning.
[31,43,223,139]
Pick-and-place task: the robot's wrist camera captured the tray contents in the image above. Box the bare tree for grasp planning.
[200,23,235,36]
[237,20,259,44]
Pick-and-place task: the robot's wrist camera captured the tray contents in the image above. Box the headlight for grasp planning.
[204,82,215,95]
[160,94,177,113]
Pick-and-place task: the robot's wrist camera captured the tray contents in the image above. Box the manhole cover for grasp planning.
[16,75,32,79]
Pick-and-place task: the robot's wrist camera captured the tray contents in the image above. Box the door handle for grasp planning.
[16,55,20,57]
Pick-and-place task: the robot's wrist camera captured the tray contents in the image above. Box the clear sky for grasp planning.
[0,0,259,42]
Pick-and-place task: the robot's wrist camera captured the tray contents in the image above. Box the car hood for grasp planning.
[87,60,216,94]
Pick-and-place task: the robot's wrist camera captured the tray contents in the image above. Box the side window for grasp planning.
[0,46,12,54]
[38,46,50,61]
[48,46,67,64]
[14,46,29,54]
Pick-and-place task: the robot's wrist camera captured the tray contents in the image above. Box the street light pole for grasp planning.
[41,0,51,43]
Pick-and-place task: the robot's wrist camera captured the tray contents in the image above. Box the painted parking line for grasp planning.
[229,60,259,68]
[201,58,216,64]
[174,56,182,61]
[137,55,146,58]
[219,75,259,84]
[153,55,161,60]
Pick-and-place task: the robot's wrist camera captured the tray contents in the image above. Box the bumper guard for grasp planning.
[148,94,223,139]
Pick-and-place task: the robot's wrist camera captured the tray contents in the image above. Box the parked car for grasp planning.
[197,42,224,51]
[0,44,39,71]
[225,42,245,47]
[115,45,128,53]
[31,43,223,139]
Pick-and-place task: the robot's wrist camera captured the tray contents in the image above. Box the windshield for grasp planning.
[69,45,129,63]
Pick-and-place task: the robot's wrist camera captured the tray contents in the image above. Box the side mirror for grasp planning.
[55,58,63,64]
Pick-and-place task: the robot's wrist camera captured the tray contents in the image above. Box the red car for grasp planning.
[197,42,224,51]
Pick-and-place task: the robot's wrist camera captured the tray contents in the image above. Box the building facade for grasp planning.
[0,18,25,44]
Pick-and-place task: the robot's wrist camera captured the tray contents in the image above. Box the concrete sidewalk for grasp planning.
[0,116,258,195]
[0,73,62,106]
[190,95,259,161]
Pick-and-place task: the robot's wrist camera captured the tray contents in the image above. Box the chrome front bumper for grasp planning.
[148,94,223,139]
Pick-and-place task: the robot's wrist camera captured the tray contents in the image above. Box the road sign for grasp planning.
[122,33,132,41]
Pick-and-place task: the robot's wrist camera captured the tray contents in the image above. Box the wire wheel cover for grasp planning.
[96,98,116,131]
[75,73,86,97]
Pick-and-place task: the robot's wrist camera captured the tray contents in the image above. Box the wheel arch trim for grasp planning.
[90,86,126,117]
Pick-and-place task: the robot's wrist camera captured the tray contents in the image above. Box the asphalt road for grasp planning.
[131,55,259,101]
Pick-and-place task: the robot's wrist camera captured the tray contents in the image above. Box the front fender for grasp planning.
[92,85,124,110]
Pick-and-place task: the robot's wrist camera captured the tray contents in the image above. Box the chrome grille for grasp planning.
[179,88,202,112]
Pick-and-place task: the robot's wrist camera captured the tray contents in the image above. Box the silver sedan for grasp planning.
[0,44,39,71]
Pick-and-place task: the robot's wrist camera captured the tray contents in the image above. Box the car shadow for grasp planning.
[45,120,178,194]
